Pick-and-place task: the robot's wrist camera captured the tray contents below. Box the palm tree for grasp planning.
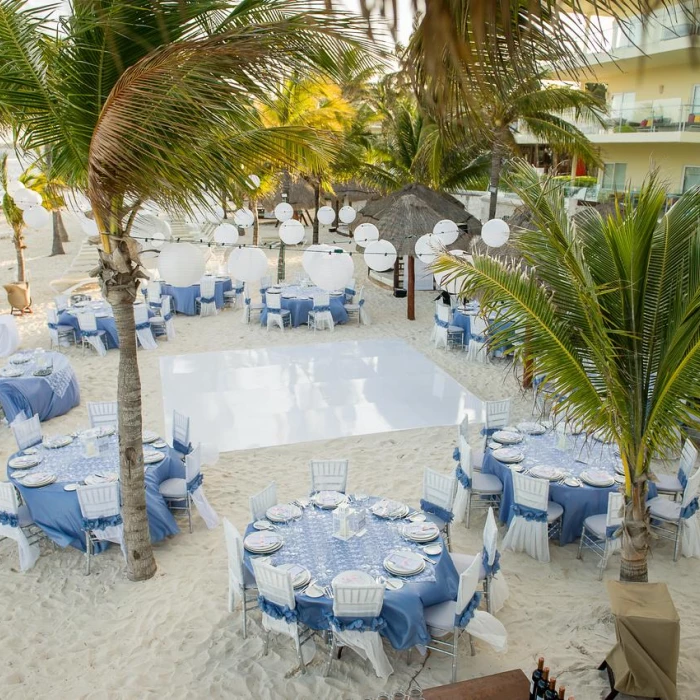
[433,161,700,582]
[0,0,370,581]
[1,155,27,282]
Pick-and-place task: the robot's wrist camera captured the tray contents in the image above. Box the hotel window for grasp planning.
[610,92,636,120]
[614,17,643,47]
[601,163,627,191]
[682,167,700,193]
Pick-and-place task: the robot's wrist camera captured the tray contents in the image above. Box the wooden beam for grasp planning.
[407,255,415,320]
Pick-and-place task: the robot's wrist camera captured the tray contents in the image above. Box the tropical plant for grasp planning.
[1,155,28,281]
[0,0,369,580]
[21,165,70,256]
[433,161,700,582]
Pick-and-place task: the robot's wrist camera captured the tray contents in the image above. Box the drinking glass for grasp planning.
[408,689,423,699]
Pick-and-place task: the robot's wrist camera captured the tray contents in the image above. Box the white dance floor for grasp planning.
[160,339,483,452]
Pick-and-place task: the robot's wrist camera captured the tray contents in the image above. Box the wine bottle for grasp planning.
[544,678,557,700]
[535,668,550,700]
[529,657,545,700]
[557,688,566,700]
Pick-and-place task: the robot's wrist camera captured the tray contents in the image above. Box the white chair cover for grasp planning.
[199,275,217,317]
[76,482,126,557]
[423,467,457,515]
[253,558,298,639]
[0,315,19,357]
[266,290,288,331]
[134,303,158,350]
[87,401,118,428]
[468,315,489,363]
[432,302,452,349]
[47,307,72,348]
[310,292,333,331]
[146,281,162,309]
[681,469,700,557]
[223,518,245,611]
[250,482,277,521]
[331,581,393,678]
[186,445,219,529]
[162,295,176,340]
[310,459,349,493]
[0,482,40,571]
[452,437,471,522]
[77,311,107,357]
[483,508,509,613]
[502,472,550,562]
[11,413,42,451]
[485,399,512,431]
[172,410,190,453]
[54,294,69,313]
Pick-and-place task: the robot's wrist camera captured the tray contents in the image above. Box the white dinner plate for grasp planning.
[0,367,24,377]
[311,491,347,509]
[244,532,284,554]
[492,448,525,464]
[517,422,547,435]
[63,483,79,492]
[253,520,274,530]
[266,503,302,523]
[332,570,374,586]
[492,430,523,445]
[580,469,615,487]
[9,455,41,469]
[371,499,409,519]
[142,430,160,444]
[43,435,73,449]
[385,578,404,591]
[277,563,311,588]
[383,550,425,576]
[304,583,324,598]
[422,544,443,556]
[402,522,440,542]
[22,472,57,488]
[143,450,166,464]
[529,465,565,481]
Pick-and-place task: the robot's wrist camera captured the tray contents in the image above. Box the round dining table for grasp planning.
[482,431,657,545]
[243,496,459,650]
[0,350,80,423]
[7,432,183,551]
[161,277,232,316]
[258,285,349,327]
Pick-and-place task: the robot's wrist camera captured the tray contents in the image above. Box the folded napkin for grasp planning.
[386,553,420,570]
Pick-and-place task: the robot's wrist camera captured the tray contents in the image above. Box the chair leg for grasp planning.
[577,525,586,560]
[187,494,193,534]
[242,593,248,639]
[673,522,682,562]
[465,491,472,529]
[599,541,609,581]
[85,532,91,575]
[296,631,306,675]
[485,577,492,615]
[263,629,270,656]
[324,636,336,677]
[451,628,459,683]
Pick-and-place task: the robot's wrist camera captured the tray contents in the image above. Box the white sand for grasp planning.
[0,223,698,700]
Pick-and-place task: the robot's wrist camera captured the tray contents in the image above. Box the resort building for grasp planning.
[517,3,700,200]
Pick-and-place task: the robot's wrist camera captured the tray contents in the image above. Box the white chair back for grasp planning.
[266,291,282,310]
[134,303,149,324]
[680,439,698,480]
[333,581,384,618]
[512,472,549,511]
[77,311,98,332]
[681,467,700,510]
[456,555,482,619]
[605,492,624,530]
[0,481,21,518]
[47,307,59,326]
[11,413,42,450]
[161,294,172,317]
[345,279,356,294]
[310,459,349,493]
[423,467,457,512]
[471,314,488,337]
[260,276,271,290]
[483,507,499,565]
[253,559,296,609]
[250,482,277,521]
[76,482,121,521]
[87,401,118,428]
[200,275,216,298]
[458,414,469,442]
[147,281,162,303]
[436,303,451,324]
[313,291,330,308]
[223,517,245,591]
[54,294,69,312]
[172,410,190,448]
[355,286,364,303]
[485,399,511,430]
[185,443,202,483]
[459,436,473,481]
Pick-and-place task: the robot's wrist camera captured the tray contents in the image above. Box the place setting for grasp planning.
[243,531,284,555]
[491,446,525,464]
[42,434,74,449]
[8,453,43,470]
[310,490,348,509]
[265,503,303,523]
[370,498,410,519]
[383,549,426,578]
[400,521,440,543]
[14,471,58,488]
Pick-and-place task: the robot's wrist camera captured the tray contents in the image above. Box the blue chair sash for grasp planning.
[235,285,244,294]
[82,513,123,531]
[47,322,58,330]
[482,547,501,576]
[0,510,19,528]
[358,299,365,307]
[268,308,282,315]
[606,525,621,539]
[678,470,688,489]
[134,321,150,331]
[420,499,454,524]
[511,503,548,523]
[470,334,487,343]
[324,612,386,632]
[313,305,331,312]
[681,497,699,519]
[163,312,173,322]
[480,427,499,437]
[149,300,162,309]
[259,288,269,297]
[200,296,216,304]
[452,446,460,463]
[173,439,192,455]
[455,464,471,489]
[344,288,356,297]
[455,591,482,628]
[433,315,450,329]
[244,298,251,306]
[187,473,203,493]
[81,329,100,337]
[258,596,299,623]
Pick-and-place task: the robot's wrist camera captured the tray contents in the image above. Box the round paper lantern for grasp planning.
[414,233,442,265]
[339,205,357,224]
[233,208,255,229]
[227,246,268,282]
[353,222,379,248]
[274,202,294,222]
[279,219,305,245]
[481,218,510,248]
[247,174,261,189]
[308,249,354,291]
[433,219,459,246]
[364,240,397,272]
[150,227,168,250]
[157,242,205,286]
[317,206,335,225]
[81,218,99,236]
[132,213,170,248]
[140,250,159,270]
[6,180,24,196]
[302,244,333,276]
[12,187,42,209]
[214,223,239,246]
[23,205,50,229]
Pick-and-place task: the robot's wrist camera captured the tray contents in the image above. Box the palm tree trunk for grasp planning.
[488,141,503,220]
[312,182,320,245]
[620,479,650,582]
[277,242,286,283]
[252,198,259,246]
[407,255,415,321]
[13,228,26,283]
[51,211,66,256]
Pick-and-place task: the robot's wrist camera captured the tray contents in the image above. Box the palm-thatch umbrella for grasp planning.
[261,178,316,211]
[352,183,481,320]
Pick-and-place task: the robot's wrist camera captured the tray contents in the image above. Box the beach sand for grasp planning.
[0,222,697,700]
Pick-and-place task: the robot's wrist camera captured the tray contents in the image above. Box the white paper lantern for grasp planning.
[12,187,42,209]
[131,213,170,249]
[140,250,159,270]
[150,227,168,250]
[364,240,397,272]
[214,223,240,246]
[274,202,294,222]
[233,208,255,229]
[433,219,459,246]
[481,218,510,248]
[247,174,261,189]
[302,244,333,276]
[414,233,442,265]
[23,205,50,229]
[157,243,205,286]
[6,180,24,196]
[339,205,357,224]
[308,248,354,291]
[227,246,268,282]
[279,219,305,245]
[317,206,336,225]
[353,222,379,248]
[81,218,99,236]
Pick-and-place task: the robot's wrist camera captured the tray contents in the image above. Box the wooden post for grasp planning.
[407,255,415,321]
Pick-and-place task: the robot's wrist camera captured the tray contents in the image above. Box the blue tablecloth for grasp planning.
[58,307,119,349]
[259,288,348,327]
[451,311,472,338]
[161,277,232,316]
[0,351,80,423]
[482,432,657,545]
[7,434,181,551]
[243,497,458,650]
